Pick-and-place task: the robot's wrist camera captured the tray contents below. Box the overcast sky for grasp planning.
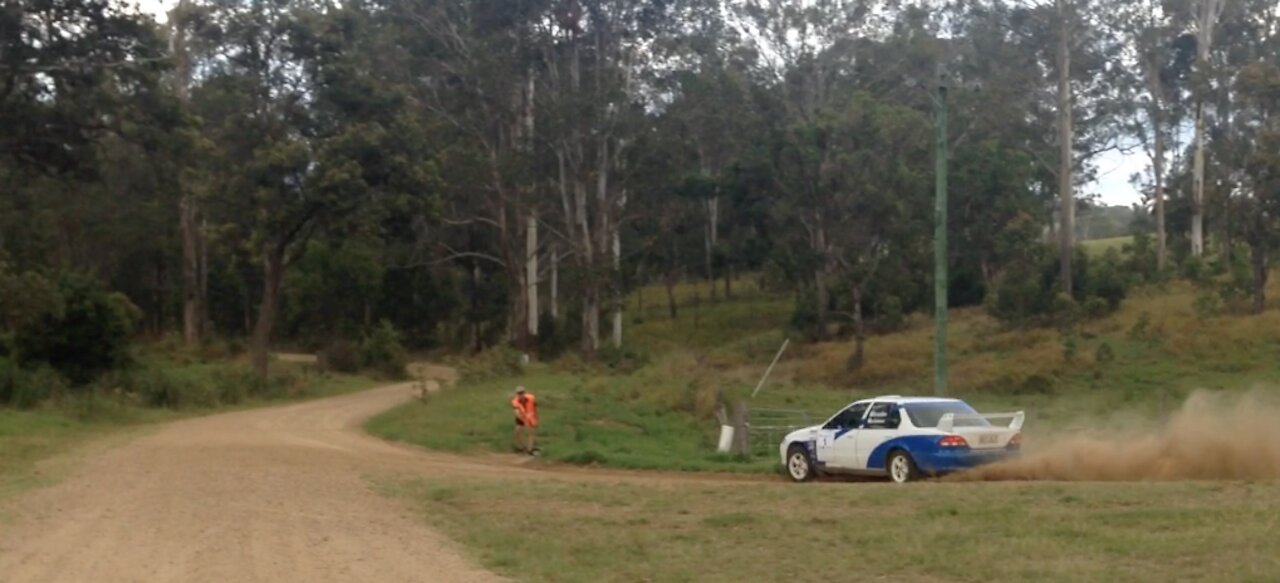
[125,0,1147,208]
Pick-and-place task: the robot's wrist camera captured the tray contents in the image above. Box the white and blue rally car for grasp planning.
[780,396,1024,483]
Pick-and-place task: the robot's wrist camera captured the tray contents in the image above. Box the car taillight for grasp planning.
[1008,432,1023,449]
[938,435,968,448]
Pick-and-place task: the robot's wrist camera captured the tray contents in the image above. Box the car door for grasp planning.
[818,402,868,469]
[853,402,902,471]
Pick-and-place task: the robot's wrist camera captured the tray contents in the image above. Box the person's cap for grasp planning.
[514,386,526,394]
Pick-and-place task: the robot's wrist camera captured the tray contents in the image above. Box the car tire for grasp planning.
[886,450,919,484]
[785,444,815,482]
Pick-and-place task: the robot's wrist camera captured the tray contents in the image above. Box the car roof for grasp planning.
[854,396,965,405]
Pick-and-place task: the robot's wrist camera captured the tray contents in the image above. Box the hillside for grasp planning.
[369,274,1280,472]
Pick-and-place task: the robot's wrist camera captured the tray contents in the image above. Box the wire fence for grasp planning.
[743,408,820,457]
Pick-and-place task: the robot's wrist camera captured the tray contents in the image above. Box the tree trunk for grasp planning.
[814,225,830,341]
[250,247,285,378]
[582,289,600,360]
[850,280,865,370]
[1191,0,1223,258]
[724,265,732,300]
[1191,96,1207,258]
[1145,55,1169,271]
[471,264,482,353]
[550,243,559,320]
[173,6,202,347]
[1153,113,1168,271]
[526,213,538,343]
[665,272,678,319]
[1252,243,1267,315]
[1056,0,1075,295]
[199,219,209,334]
[180,197,201,346]
[705,199,718,303]
[611,225,622,349]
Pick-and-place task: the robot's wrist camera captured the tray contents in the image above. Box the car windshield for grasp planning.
[903,401,990,428]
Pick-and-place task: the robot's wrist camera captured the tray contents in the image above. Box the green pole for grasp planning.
[934,83,948,397]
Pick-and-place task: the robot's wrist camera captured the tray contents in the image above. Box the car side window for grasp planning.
[824,403,869,430]
[865,402,901,430]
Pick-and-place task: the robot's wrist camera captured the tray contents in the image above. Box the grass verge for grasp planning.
[382,476,1280,583]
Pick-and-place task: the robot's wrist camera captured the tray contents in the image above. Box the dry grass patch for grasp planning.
[382,476,1280,583]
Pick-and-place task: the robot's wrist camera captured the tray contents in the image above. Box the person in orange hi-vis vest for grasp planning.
[511,386,540,455]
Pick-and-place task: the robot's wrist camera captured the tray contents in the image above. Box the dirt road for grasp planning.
[0,362,772,583]
[0,365,509,583]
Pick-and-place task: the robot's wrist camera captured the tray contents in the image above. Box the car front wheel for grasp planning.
[887,450,920,484]
[786,445,815,482]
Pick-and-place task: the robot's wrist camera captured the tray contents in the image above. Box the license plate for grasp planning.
[979,434,998,445]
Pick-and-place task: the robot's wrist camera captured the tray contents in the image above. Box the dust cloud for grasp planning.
[952,390,1280,481]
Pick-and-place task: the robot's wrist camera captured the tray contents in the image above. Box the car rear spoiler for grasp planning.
[937,411,1025,433]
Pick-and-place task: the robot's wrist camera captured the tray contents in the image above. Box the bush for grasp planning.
[457,346,524,382]
[873,295,906,333]
[361,320,408,379]
[12,273,138,385]
[1050,293,1080,330]
[1089,249,1129,311]
[0,358,67,408]
[1082,297,1110,320]
[599,345,650,373]
[319,340,361,374]
[1192,291,1223,319]
[1095,342,1115,363]
[1061,333,1079,364]
[989,243,1129,328]
[789,290,821,339]
[1124,231,1159,283]
[535,314,574,360]
[114,365,219,410]
[1181,256,1208,283]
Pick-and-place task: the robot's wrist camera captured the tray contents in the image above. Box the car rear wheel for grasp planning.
[786,445,815,482]
[887,450,919,484]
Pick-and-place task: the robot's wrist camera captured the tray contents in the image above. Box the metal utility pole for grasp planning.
[932,71,949,397]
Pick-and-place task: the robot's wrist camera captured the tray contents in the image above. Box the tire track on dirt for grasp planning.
[0,362,767,583]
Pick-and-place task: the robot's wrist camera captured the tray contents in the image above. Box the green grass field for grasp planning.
[370,276,1280,474]
[381,476,1280,583]
[1082,235,1134,256]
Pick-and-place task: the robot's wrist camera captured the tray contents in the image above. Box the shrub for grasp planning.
[0,359,67,408]
[457,346,524,382]
[874,295,906,333]
[1050,293,1080,330]
[1181,255,1208,283]
[1089,249,1129,311]
[12,273,137,385]
[1192,291,1223,319]
[117,365,219,410]
[1082,297,1110,320]
[319,340,361,374]
[1095,342,1115,363]
[1061,333,1079,364]
[789,290,820,339]
[535,314,574,360]
[361,320,408,379]
[989,244,1130,328]
[599,345,651,373]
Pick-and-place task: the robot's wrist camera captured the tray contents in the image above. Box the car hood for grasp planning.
[784,425,823,443]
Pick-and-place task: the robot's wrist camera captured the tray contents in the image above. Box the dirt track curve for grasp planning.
[0,363,764,583]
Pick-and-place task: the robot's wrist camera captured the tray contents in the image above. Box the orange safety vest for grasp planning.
[512,393,538,427]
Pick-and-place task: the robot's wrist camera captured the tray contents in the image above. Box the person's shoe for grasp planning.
[529,448,542,457]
